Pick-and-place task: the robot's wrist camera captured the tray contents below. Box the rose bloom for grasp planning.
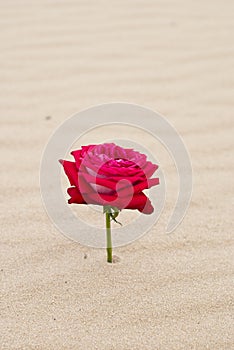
[59,143,159,214]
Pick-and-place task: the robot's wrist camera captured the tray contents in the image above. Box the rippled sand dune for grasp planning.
[1,0,234,349]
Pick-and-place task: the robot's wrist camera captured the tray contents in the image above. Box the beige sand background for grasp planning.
[1,0,234,349]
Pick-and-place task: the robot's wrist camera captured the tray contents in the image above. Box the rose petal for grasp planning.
[59,160,78,186]
[67,187,154,214]
[67,187,86,204]
[142,161,158,178]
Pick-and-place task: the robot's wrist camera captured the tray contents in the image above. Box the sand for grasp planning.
[1,0,234,349]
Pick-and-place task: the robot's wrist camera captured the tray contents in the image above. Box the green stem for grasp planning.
[105,211,112,263]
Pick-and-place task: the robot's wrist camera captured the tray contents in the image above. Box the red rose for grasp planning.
[59,143,159,214]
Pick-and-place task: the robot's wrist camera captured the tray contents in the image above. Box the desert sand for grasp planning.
[1,0,234,349]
